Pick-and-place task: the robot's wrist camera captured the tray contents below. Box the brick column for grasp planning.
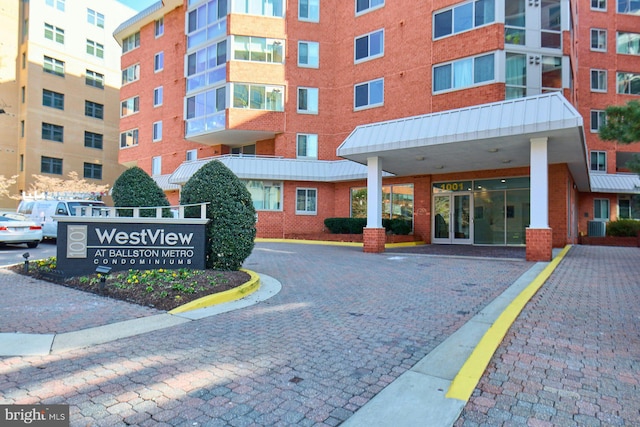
[526,228,552,262]
[363,227,386,253]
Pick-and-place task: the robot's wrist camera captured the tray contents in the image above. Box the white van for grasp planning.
[17,199,106,239]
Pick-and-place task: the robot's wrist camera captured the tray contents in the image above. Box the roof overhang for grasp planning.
[590,173,640,194]
[168,156,393,185]
[113,0,183,43]
[337,93,591,191]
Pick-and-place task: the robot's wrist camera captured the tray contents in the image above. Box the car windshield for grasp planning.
[0,213,27,221]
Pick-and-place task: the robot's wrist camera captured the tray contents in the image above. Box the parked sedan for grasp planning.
[0,213,43,248]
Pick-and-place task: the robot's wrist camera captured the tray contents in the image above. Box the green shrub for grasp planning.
[606,219,640,237]
[112,167,172,217]
[180,160,256,270]
[324,218,367,234]
[324,218,412,235]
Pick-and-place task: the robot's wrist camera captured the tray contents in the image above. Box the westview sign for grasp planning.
[56,217,208,276]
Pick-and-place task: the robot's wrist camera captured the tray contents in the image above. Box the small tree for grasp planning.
[112,167,171,217]
[180,160,256,270]
[0,175,17,200]
[599,100,640,174]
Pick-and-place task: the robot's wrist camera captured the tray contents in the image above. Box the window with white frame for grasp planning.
[154,52,164,72]
[297,87,319,114]
[616,32,640,55]
[231,0,284,17]
[299,0,319,22]
[354,78,384,110]
[43,56,64,77]
[44,23,64,44]
[355,29,383,62]
[86,69,104,89]
[86,39,104,58]
[297,134,318,159]
[155,17,164,37]
[152,156,162,176]
[591,29,607,51]
[618,0,640,14]
[434,53,495,92]
[122,32,140,53]
[298,41,319,68]
[186,149,198,161]
[592,0,606,10]
[591,69,607,92]
[356,0,384,14]
[590,110,606,133]
[87,9,104,28]
[594,198,610,220]
[153,121,163,142]
[244,180,282,210]
[233,83,284,110]
[619,195,640,219]
[122,64,140,85]
[434,0,496,39]
[46,0,65,11]
[154,86,163,106]
[296,188,317,214]
[617,72,640,95]
[232,36,282,63]
[590,151,607,172]
[121,96,139,117]
[120,129,139,148]
[187,40,228,92]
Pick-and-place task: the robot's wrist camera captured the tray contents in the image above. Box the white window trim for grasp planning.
[297,87,319,114]
[154,86,163,107]
[298,41,319,68]
[590,69,607,92]
[590,150,607,172]
[433,52,497,94]
[120,96,140,118]
[154,52,164,72]
[153,121,163,142]
[354,28,384,64]
[296,188,318,215]
[155,17,164,38]
[298,0,319,22]
[355,0,384,16]
[186,149,198,161]
[590,110,606,133]
[119,128,139,149]
[591,0,607,11]
[594,198,610,220]
[354,77,384,111]
[122,63,140,86]
[296,133,318,159]
[590,28,607,52]
[152,156,162,176]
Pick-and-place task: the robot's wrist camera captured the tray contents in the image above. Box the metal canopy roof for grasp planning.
[591,173,640,194]
[168,156,393,185]
[337,93,591,191]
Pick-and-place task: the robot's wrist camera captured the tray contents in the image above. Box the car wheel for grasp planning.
[27,242,39,249]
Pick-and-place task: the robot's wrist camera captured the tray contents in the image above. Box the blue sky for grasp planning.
[116,0,158,12]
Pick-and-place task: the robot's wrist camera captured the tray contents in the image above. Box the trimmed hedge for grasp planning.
[324,217,412,235]
[607,219,640,237]
[112,166,172,217]
[180,160,256,271]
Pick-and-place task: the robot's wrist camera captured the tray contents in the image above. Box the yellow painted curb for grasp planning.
[446,245,572,402]
[255,237,425,248]
[168,268,260,314]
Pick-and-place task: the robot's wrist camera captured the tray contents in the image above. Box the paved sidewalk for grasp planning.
[455,245,640,427]
[0,243,638,426]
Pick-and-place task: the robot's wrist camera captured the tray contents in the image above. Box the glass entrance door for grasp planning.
[433,193,472,244]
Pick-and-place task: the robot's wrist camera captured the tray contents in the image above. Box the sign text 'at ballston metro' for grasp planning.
[56,218,208,276]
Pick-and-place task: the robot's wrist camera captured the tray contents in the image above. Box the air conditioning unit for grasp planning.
[587,220,607,237]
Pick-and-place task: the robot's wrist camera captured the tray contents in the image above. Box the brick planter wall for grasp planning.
[526,228,553,262]
[578,235,640,247]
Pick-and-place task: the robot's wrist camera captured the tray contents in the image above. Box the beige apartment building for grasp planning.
[0,0,137,209]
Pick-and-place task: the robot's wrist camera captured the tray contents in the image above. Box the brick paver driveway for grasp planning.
[1,242,532,426]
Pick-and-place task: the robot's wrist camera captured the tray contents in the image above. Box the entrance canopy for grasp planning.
[337,93,590,191]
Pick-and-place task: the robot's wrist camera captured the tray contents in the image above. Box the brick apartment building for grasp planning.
[113,0,640,261]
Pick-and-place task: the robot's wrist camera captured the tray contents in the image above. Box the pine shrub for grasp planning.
[180,160,256,270]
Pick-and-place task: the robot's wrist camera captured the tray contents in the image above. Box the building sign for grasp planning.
[56,218,208,276]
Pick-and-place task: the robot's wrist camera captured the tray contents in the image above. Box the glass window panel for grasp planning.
[434,64,451,91]
[505,0,525,27]
[355,84,368,107]
[234,36,250,60]
[355,36,368,60]
[370,30,383,56]
[234,84,249,108]
[453,3,473,33]
[475,0,495,26]
[474,53,494,83]
[453,58,472,88]
[542,56,562,89]
[473,191,505,244]
[370,79,383,105]
[250,85,265,109]
[434,10,452,38]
